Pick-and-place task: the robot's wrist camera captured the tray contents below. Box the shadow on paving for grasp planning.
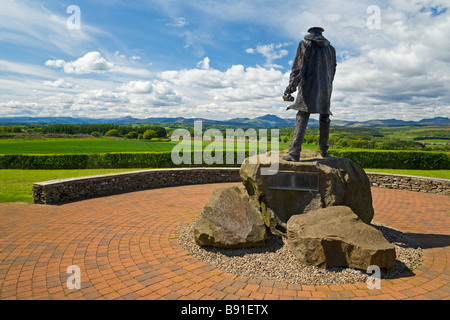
[405,233,450,249]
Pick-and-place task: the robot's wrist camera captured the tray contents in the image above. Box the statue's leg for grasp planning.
[286,111,310,160]
[319,114,330,157]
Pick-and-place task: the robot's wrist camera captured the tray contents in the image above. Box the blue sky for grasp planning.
[1,0,450,121]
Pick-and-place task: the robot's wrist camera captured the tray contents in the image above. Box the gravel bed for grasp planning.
[178,222,423,285]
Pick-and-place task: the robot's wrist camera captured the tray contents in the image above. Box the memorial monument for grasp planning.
[193,27,396,271]
[283,27,336,160]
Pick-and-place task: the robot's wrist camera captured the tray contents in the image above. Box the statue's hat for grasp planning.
[308,27,325,33]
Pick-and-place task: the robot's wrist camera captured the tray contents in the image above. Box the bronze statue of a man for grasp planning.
[283,27,337,161]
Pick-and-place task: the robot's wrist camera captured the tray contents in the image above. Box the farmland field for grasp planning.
[0,138,176,154]
[376,126,449,143]
[0,135,448,204]
[0,138,290,154]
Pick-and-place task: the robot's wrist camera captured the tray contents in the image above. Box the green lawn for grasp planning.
[0,169,147,203]
[365,169,450,179]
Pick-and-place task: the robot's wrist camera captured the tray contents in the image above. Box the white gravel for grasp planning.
[178,222,423,285]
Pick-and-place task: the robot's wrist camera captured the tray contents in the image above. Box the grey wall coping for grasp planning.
[33,168,240,186]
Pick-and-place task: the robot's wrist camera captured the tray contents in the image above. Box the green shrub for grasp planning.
[156,127,167,138]
[328,150,449,170]
[124,131,139,139]
[91,131,101,138]
[0,150,447,170]
[143,130,157,140]
[105,129,122,137]
[0,151,249,169]
[0,154,90,169]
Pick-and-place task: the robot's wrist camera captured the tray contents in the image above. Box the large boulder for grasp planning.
[193,185,267,248]
[240,150,374,235]
[287,206,396,270]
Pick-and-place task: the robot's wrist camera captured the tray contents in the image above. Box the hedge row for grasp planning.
[0,152,245,170]
[0,150,448,170]
[328,150,450,170]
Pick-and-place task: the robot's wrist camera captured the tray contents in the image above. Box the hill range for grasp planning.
[0,114,448,127]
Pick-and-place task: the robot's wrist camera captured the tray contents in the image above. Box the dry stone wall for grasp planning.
[368,172,449,196]
[33,169,449,205]
[33,168,241,204]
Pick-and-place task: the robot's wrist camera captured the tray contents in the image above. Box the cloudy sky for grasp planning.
[1,0,450,121]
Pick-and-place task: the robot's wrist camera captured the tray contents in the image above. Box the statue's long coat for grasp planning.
[287,33,337,115]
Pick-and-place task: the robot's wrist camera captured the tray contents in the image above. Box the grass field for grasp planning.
[0,136,447,203]
[0,138,289,154]
[0,168,146,203]
[0,138,177,154]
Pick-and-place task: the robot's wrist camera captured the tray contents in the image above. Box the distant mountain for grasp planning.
[0,115,448,127]
[227,114,298,127]
[359,119,415,126]
[417,117,450,125]
[354,117,450,127]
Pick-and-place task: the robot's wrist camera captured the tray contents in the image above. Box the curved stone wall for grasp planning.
[32,168,449,205]
[33,168,241,205]
[367,172,449,196]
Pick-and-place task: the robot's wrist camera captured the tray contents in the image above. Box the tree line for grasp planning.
[0,124,167,139]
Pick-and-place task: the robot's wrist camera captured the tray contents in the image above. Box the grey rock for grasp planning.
[240,150,374,235]
[287,206,396,270]
[193,185,267,248]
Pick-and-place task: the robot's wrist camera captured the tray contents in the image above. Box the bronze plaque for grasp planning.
[267,171,319,191]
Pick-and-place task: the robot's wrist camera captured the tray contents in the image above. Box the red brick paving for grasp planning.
[0,183,448,300]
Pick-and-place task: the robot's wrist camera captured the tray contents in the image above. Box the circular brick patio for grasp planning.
[0,183,448,300]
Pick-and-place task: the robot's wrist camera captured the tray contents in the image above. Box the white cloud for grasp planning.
[159,59,290,118]
[246,43,290,68]
[325,1,450,121]
[46,52,114,75]
[114,51,126,59]
[256,44,289,61]
[168,17,188,27]
[43,79,74,89]
[118,80,153,94]
[196,57,211,70]
[75,89,128,104]
[2,0,450,121]
[0,58,289,119]
[45,52,153,77]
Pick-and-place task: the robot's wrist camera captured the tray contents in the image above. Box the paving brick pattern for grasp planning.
[0,183,448,300]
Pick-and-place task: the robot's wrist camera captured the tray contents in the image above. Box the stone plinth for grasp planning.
[240,150,374,235]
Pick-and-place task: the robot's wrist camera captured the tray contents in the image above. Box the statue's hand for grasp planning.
[283,93,294,102]
[284,85,297,95]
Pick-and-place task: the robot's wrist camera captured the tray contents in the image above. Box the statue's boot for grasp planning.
[319,114,330,157]
[282,154,300,162]
[287,111,310,161]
